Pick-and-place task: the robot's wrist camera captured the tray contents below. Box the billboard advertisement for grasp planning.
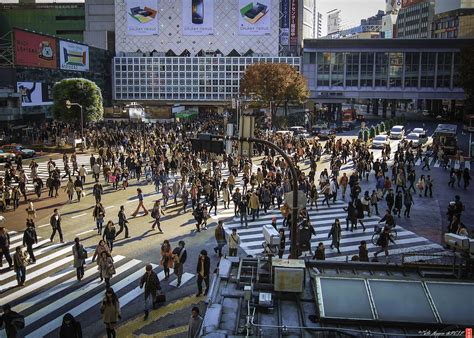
[238,0,271,36]
[289,0,298,45]
[327,10,341,35]
[59,40,89,72]
[14,29,57,69]
[182,0,214,35]
[17,82,53,107]
[126,0,159,36]
[280,0,289,45]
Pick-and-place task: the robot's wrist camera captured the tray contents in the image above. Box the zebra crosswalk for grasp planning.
[0,155,92,192]
[0,230,193,337]
[217,197,446,261]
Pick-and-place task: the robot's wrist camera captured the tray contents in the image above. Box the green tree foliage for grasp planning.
[379,121,385,133]
[240,63,309,118]
[369,126,376,139]
[375,124,380,135]
[52,78,103,122]
[460,47,474,116]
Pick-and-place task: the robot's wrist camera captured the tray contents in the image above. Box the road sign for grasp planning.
[284,191,307,209]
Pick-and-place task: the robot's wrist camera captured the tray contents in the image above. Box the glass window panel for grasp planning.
[389,53,403,88]
[426,282,474,325]
[375,52,388,87]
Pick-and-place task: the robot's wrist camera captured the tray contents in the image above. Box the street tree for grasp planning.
[52,78,104,122]
[240,63,309,118]
[460,47,474,116]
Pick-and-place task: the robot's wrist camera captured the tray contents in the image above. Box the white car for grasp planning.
[289,126,307,135]
[406,132,428,147]
[371,135,389,149]
[390,125,405,140]
[0,149,16,162]
[412,127,427,135]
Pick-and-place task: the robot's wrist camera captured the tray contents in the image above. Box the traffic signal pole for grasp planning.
[211,135,299,259]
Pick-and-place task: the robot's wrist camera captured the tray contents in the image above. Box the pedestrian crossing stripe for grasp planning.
[168,272,194,288]
[1,230,191,338]
[218,196,445,260]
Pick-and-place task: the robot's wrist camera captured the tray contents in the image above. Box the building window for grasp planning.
[404,52,420,88]
[453,52,460,88]
[389,53,403,88]
[420,52,436,88]
[360,52,374,87]
[330,52,344,87]
[375,52,388,87]
[437,52,452,88]
[345,52,359,87]
[316,52,330,87]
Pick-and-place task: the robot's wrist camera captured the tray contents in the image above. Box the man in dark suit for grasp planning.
[116,205,129,238]
[50,208,64,243]
[195,249,210,297]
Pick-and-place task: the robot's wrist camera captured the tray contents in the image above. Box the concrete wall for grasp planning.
[84,0,115,51]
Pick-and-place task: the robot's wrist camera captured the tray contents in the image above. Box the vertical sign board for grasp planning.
[238,0,272,35]
[59,40,89,72]
[182,0,214,35]
[126,0,159,36]
[14,29,58,69]
[280,0,290,45]
[289,0,298,45]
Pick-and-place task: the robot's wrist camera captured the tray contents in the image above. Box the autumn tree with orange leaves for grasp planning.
[240,63,309,118]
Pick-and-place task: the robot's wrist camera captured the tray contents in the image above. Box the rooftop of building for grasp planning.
[201,256,474,337]
[303,38,474,50]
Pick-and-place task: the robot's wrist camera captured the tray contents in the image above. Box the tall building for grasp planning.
[381,0,401,38]
[83,0,115,53]
[397,0,435,38]
[0,2,85,42]
[316,12,323,38]
[432,0,474,38]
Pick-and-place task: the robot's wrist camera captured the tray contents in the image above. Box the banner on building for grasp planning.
[238,0,271,36]
[289,0,298,45]
[17,82,53,107]
[327,10,341,35]
[59,40,89,72]
[280,0,289,45]
[14,29,58,69]
[126,0,159,36]
[182,0,214,35]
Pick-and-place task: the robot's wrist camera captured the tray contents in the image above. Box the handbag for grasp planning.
[154,292,166,305]
[80,248,88,260]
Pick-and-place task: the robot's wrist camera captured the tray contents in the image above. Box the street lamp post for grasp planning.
[65,100,84,144]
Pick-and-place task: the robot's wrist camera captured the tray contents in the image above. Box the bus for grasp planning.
[463,114,474,133]
[433,124,458,155]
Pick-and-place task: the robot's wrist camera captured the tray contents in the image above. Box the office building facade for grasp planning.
[84,0,116,52]
[397,0,435,38]
[432,8,474,38]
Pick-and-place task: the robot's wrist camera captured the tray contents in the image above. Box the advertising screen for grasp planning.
[59,40,90,72]
[17,82,53,107]
[182,0,214,35]
[126,0,159,36]
[238,0,271,36]
[14,29,57,69]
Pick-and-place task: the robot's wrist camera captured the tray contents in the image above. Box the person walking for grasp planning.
[100,288,120,338]
[0,227,13,269]
[26,201,36,221]
[93,181,104,204]
[131,188,148,217]
[373,226,396,262]
[64,178,75,203]
[116,206,129,239]
[49,209,64,243]
[13,246,27,286]
[228,228,240,257]
[278,228,286,258]
[74,176,84,202]
[343,201,357,232]
[140,264,162,320]
[196,249,210,297]
[403,190,414,218]
[98,251,115,288]
[239,198,249,228]
[160,240,173,280]
[72,237,87,281]
[394,191,403,218]
[102,221,117,252]
[249,191,260,221]
[463,168,471,189]
[172,240,187,286]
[313,242,325,260]
[22,222,38,263]
[417,175,426,197]
[358,240,369,262]
[213,220,226,257]
[151,200,165,232]
[425,175,434,197]
[0,304,24,338]
[328,219,342,254]
[93,202,106,235]
[92,240,111,282]
[59,313,82,338]
[187,307,203,338]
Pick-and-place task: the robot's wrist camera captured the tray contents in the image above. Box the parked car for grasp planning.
[310,126,322,136]
[0,149,16,162]
[289,126,307,135]
[371,135,390,149]
[389,125,405,140]
[1,144,36,158]
[412,127,427,135]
